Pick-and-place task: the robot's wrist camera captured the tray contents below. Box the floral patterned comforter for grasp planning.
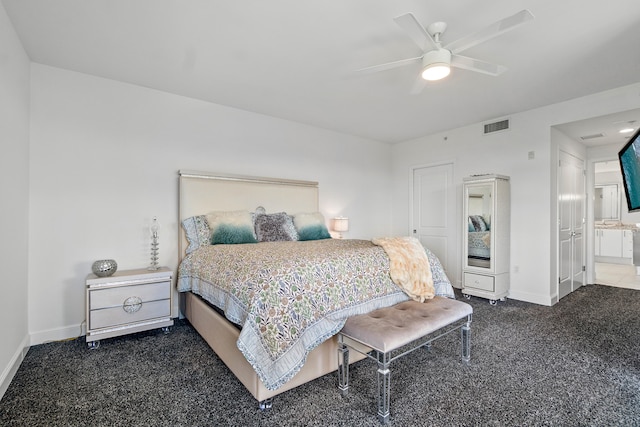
[468,231,491,259]
[177,238,452,390]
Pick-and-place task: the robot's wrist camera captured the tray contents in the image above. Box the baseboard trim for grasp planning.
[0,334,30,401]
[508,289,553,306]
[30,324,83,346]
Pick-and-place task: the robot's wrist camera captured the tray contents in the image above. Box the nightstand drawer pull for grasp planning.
[123,296,143,313]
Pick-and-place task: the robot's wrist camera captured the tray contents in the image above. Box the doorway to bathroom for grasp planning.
[593,159,640,289]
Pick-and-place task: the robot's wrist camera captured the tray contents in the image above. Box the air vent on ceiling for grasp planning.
[483,119,510,135]
[580,133,605,141]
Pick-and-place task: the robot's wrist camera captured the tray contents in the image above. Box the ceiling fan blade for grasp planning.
[451,54,506,76]
[356,56,422,74]
[394,13,438,51]
[410,74,427,95]
[445,9,534,54]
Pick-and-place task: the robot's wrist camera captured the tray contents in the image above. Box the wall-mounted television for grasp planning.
[618,126,640,212]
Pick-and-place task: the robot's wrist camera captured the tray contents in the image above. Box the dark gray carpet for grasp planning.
[1,284,640,426]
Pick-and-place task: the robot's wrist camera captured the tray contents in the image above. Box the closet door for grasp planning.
[411,163,455,277]
[558,150,585,300]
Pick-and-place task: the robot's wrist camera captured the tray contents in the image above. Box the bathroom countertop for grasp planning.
[594,223,639,230]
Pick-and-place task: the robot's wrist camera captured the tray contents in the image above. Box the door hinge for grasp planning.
[582,265,586,272]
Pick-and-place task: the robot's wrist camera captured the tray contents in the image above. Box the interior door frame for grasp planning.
[586,155,619,285]
[552,138,587,304]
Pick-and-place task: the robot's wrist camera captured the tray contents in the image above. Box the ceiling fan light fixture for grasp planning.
[421,49,451,81]
[422,64,450,80]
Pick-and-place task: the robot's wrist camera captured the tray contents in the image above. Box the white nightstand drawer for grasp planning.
[464,273,495,292]
[90,299,170,330]
[86,267,173,345]
[89,281,170,310]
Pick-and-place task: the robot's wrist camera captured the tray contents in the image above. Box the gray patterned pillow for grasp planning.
[181,215,211,254]
[469,215,488,232]
[254,212,299,242]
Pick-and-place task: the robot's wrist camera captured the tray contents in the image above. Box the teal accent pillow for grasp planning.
[211,223,257,245]
[206,210,258,245]
[297,224,331,241]
[293,212,331,241]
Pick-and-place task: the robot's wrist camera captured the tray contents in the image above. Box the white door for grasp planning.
[558,151,585,300]
[411,163,456,282]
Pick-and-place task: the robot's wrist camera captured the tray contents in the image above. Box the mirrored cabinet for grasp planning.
[462,175,510,304]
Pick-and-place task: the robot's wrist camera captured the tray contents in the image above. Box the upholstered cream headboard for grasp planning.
[178,170,319,260]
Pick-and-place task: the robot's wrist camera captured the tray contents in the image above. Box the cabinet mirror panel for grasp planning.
[466,184,492,269]
[594,184,619,221]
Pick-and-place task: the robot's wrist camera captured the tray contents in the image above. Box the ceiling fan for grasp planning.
[359,9,534,93]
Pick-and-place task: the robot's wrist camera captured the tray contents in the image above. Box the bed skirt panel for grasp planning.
[183,292,366,402]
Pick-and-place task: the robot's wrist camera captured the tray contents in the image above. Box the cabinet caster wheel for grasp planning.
[489,299,498,306]
[87,340,100,349]
[463,294,471,300]
[162,326,171,334]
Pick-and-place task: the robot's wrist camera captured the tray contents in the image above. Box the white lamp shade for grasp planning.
[333,217,349,232]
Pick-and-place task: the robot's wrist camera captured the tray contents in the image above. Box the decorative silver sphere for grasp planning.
[92,259,118,277]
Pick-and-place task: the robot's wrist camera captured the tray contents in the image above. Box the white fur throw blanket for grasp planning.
[372,236,435,302]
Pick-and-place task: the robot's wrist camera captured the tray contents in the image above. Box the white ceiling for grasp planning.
[555,108,640,147]
[3,0,640,143]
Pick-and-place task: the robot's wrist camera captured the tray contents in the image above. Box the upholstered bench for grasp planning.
[337,296,473,424]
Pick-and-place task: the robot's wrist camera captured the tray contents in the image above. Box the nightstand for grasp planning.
[86,267,173,348]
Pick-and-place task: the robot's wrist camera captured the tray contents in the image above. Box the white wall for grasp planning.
[0,1,30,399]
[28,64,394,344]
[391,83,640,306]
[391,114,551,304]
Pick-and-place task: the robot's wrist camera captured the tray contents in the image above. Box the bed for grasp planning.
[467,215,491,267]
[468,231,490,260]
[176,170,455,406]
